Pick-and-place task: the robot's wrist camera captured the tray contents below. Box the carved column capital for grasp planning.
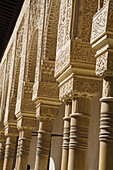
[16,114,37,131]
[36,102,61,120]
[4,122,18,137]
[59,75,101,101]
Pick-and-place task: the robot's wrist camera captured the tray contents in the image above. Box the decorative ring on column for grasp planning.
[69,113,90,150]
[100,97,113,102]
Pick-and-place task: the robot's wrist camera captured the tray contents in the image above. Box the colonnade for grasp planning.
[0,0,113,170]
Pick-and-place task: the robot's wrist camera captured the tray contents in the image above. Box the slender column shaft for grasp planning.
[99,77,113,170]
[68,97,90,170]
[3,136,17,170]
[15,129,32,170]
[61,101,71,170]
[0,134,5,169]
[35,119,52,170]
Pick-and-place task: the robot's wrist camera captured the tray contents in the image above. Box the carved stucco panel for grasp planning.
[96,51,113,77]
[57,0,73,51]
[96,52,108,77]
[55,41,71,76]
[71,41,95,63]
[73,77,101,97]
[29,0,43,42]
[41,61,56,82]
[81,0,98,42]
[59,77,74,100]
[21,82,35,113]
[91,3,108,43]
[38,81,59,99]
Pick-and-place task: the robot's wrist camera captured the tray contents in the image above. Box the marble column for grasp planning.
[0,133,5,169]
[61,100,71,170]
[3,135,17,170]
[15,129,32,170]
[35,119,53,170]
[68,97,90,170]
[99,77,113,170]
